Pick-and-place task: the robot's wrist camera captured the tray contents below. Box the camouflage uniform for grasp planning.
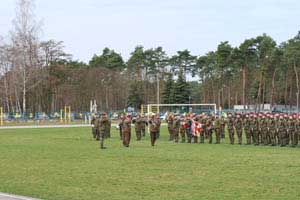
[243,116,251,145]
[296,118,300,146]
[91,116,97,139]
[106,119,111,138]
[133,116,142,141]
[258,116,264,144]
[235,116,243,145]
[97,113,108,149]
[278,118,287,147]
[287,117,296,147]
[220,116,226,139]
[213,116,221,144]
[141,115,147,137]
[275,116,281,145]
[227,116,235,145]
[122,116,132,147]
[173,117,181,143]
[149,116,159,146]
[167,115,174,141]
[261,117,269,145]
[268,117,277,146]
[199,116,206,143]
[179,117,186,143]
[206,117,213,144]
[185,117,192,143]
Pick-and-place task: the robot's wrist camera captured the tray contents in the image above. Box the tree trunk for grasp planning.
[257,72,263,112]
[22,69,26,114]
[242,66,246,109]
[294,61,299,113]
[262,77,265,110]
[3,75,10,112]
[284,73,288,110]
[228,84,231,109]
[270,68,277,107]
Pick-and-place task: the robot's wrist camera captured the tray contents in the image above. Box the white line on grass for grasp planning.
[0,192,40,200]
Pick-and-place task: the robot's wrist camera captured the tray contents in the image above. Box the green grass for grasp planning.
[0,127,300,200]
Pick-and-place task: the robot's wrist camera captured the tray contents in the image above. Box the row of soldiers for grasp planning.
[166,112,300,147]
[121,113,161,147]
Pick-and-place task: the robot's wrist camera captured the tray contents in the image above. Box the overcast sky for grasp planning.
[0,0,299,62]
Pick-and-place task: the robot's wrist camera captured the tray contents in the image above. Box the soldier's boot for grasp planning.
[193,136,198,143]
[187,136,191,143]
[156,132,160,139]
[181,137,185,143]
[208,132,212,144]
[216,135,220,144]
[221,130,225,139]
[174,135,179,143]
[136,132,141,141]
[100,139,106,149]
[200,135,204,144]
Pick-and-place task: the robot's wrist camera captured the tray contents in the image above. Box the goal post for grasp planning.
[143,103,217,117]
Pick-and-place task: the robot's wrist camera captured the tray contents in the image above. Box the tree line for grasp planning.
[1,0,300,114]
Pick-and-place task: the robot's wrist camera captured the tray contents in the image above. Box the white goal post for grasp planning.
[143,104,217,117]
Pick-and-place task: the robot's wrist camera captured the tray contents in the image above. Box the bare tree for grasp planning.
[10,0,42,114]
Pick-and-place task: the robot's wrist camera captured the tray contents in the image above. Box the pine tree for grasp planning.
[127,81,144,109]
[162,74,174,104]
[173,72,190,103]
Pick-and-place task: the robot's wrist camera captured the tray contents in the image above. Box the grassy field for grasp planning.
[0,127,300,200]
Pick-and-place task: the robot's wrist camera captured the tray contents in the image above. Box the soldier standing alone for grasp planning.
[122,114,132,147]
[97,112,108,149]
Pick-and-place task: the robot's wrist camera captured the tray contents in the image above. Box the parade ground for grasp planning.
[0,127,300,200]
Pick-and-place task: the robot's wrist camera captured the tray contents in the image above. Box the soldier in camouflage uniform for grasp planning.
[268,115,277,146]
[235,114,243,145]
[133,114,142,141]
[296,116,300,146]
[185,115,192,143]
[213,115,221,144]
[257,114,263,145]
[261,115,269,145]
[206,115,213,144]
[278,115,287,147]
[97,112,108,149]
[179,116,186,143]
[106,118,111,138]
[122,114,132,147]
[275,114,281,145]
[118,114,125,140]
[167,113,174,141]
[253,115,260,145]
[220,115,226,139]
[149,114,159,146]
[91,115,97,139]
[227,113,235,145]
[287,115,296,147]
[141,114,147,137]
[156,113,161,139]
[173,116,181,143]
[243,114,251,145]
[199,114,205,144]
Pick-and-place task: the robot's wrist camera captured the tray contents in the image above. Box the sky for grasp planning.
[0,0,299,63]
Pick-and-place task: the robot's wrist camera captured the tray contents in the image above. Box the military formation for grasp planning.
[165,112,300,147]
[91,111,300,149]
